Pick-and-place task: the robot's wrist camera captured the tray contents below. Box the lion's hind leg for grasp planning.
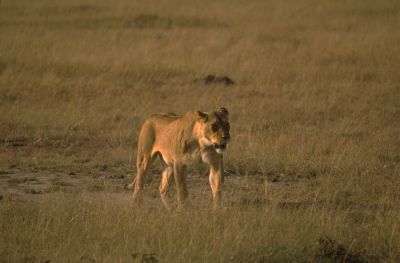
[132,155,153,203]
[174,163,188,210]
[159,166,173,210]
[132,150,157,204]
[132,122,156,203]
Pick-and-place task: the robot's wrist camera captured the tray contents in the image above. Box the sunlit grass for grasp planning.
[1,0,399,261]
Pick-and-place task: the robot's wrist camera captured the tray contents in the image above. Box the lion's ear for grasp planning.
[195,111,208,122]
[218,107,229,119]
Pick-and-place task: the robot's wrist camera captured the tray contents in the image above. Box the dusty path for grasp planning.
[0,167,281,208]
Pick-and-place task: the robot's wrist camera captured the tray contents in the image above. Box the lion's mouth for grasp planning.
[213,143,227,150]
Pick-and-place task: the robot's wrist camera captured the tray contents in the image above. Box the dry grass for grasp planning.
[0,0,399,262]
[1,193,399,262]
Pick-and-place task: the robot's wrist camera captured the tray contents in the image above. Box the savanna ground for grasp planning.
[1,0,400,262]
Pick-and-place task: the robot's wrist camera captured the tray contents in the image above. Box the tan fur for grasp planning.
[131,108,230,210]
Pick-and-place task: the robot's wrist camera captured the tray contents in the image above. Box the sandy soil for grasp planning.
[0,166,284,208]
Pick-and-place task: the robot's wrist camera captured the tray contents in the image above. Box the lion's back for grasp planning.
[136,112,198,164]
[138,112,185,143]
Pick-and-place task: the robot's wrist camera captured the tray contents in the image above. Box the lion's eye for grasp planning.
[211,123,219,132]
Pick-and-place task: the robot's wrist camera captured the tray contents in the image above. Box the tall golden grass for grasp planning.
[1,0,399,262]
[2,192,399,262]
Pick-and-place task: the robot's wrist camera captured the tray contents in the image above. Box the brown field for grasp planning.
[1,0,400,262]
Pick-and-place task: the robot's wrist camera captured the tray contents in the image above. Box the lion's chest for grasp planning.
[182,144,202,165]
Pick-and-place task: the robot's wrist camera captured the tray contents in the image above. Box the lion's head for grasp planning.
[196,108,230,154]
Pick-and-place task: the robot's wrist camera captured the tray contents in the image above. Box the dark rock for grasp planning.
[193,74,235,86]
[131,253,159,263]
[80,255,96,263]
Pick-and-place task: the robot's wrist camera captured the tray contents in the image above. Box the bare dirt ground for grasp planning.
[0,161,297,211]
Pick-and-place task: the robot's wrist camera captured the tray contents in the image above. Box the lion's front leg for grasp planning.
[173,162,188,209]
[209,162,223,209]
[204,152,223,209]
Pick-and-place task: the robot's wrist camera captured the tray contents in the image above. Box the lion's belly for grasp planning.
[184,148,202,165]
[153,148,173,165]
[154,147,202,166]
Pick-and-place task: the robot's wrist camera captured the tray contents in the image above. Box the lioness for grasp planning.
[131,108,230,209]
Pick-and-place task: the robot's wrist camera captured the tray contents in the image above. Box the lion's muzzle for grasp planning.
[213,143,226,149]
